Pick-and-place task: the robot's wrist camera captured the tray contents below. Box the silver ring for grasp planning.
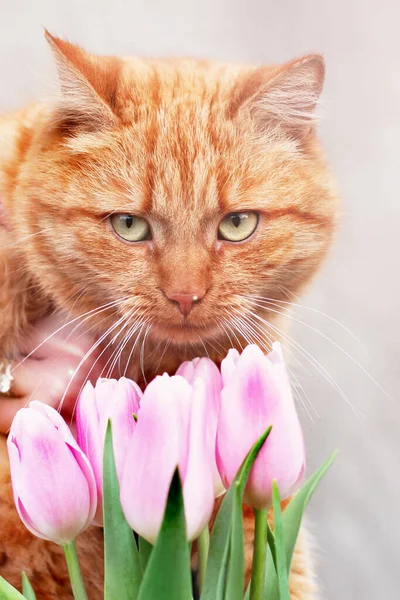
[0,360,14,396]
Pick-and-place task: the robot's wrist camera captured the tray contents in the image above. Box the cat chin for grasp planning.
[150,322,221,346]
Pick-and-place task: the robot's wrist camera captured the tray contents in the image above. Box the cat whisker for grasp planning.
[123,317,151,379]
[140,322,152,385]
[102,308,143,378]
[153,338,172,374]
[58,311,132,414]
[18,372,49,417]
[201,332,226,357]
[221,312,244,350]
[115,315,151,379]
[116,313,150,376]
[228,308,318,421]
[217,320,235,350]
[61,284,93,328]
[73,308,120,343]
[196,335,211,360]
[68,310,143,422]
[13,296,131,371]
[3,228,52,249]
[239,304,363,419]
[241,293,366,351]
[229,310,298,410]
[245,295,392,403]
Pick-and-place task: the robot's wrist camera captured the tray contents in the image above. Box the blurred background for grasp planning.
[1,1,399,598]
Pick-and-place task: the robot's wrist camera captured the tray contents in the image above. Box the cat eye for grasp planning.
[218,212,259,242]
[109,214,151,242]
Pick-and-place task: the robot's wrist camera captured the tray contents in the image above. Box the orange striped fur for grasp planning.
[0,33,338,598]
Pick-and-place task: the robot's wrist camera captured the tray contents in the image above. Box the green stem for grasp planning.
[249,508,268,600]
[197,525,210,593]
[63,541,88,600]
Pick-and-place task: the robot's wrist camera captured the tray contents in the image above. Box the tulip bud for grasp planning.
[7,402,97,544]
[216,343,305,509]
[176,357,224,496]
[76,377,142,525]
[120,374,215,544]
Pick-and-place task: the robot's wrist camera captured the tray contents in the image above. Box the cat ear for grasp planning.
[45,30,119,132]
[234,54,325,140]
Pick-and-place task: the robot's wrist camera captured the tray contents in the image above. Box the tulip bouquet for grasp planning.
[0,343,335,600]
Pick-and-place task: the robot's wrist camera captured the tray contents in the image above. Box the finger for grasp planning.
[20,314,105,360]
[11,352,107,415]
[0,358,104,434]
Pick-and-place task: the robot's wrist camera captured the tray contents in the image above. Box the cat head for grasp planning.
[13,33,337,354]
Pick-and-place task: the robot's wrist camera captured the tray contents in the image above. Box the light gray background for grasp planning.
[1,1,399,598]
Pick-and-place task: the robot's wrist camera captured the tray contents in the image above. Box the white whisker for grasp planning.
[247,297,392,403]
[154,338,172,374]
[58,312,130,413]
[102,309,142,378]
[242,306,363,419]
[140,323,152,385]
[13,296,131,371]
[3,228,52,249]
[123,321,149,378]
[229,309,318,421]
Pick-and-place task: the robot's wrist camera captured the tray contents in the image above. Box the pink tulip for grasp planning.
[120,374,215,544]
[176,357,224,496]
[7,401,97,544]
[76,377,142,525]
[216,343,305,510]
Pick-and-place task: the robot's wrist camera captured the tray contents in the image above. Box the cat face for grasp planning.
[14,34,337,353]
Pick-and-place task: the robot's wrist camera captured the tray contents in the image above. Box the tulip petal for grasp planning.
[220,348,240,386]
[76,381,105,523]
[76,377,142,525]
[7,407,96,544]
[217,345,272,488]
[183,379,215,541]
[245,356,304,508]
[66,442,98,527]
[177,357,224,496]
[175,360,196,382]
[120,375,191,544]
[110,378,142,482]
[217,344,305,509]
[176,357,220,395]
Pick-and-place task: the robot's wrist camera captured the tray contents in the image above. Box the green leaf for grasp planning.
[271,483,290,600]
[201,426,272,600]
[266,524,276,565]
[235,427,272,496]
[0,577,25,600]
[264,452,337,599]
[250,545,276,600]
[215,539,230,600]
[103,421,142,600]
[21,573,36,600]
[244,543,274,600]
[138,537,152,573]
[201,487,233,600]
[137,470,192,600]
[224,483,245,600]
[197,526,210,593]
[282,451,338,568]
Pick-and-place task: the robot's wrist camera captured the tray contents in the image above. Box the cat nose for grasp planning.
[166,291,205,316]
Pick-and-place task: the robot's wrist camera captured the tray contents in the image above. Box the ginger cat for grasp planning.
[0,32,338,599]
